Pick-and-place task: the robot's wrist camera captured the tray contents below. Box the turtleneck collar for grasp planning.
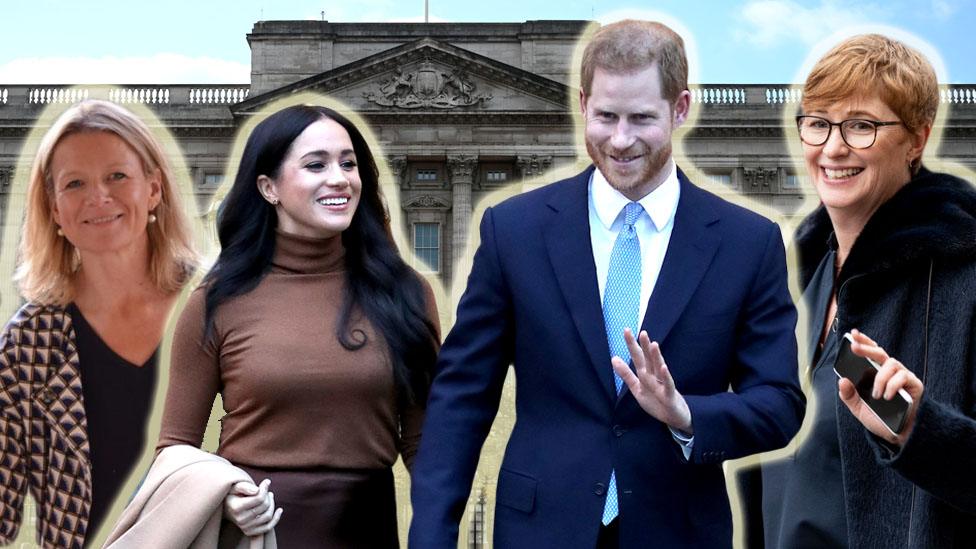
[271,229,345,274]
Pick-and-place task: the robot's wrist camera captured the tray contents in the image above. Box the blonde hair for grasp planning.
[581,19,688,102]
[802,34,939,135]
[16,100,198,305]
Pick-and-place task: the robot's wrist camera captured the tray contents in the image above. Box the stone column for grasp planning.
[743,167,777,193]
[386,155,408,189]
[515,154,553,180]
[447,154,478,274]
[0,166,11,193]
[0,165,12,246]
[190,167,204,190]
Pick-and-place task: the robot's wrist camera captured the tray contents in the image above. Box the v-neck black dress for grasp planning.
[67,303,157,546]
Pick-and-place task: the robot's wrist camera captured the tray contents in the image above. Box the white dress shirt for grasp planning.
[588,161,694,459]
[589,162,679,321]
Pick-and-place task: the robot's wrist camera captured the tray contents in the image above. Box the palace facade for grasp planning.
[1,20,974,547]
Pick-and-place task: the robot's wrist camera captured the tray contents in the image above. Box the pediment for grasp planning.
[403,194,451,210]
[234,38,573,116]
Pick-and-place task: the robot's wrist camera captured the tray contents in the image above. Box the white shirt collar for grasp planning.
[592,160,680,232]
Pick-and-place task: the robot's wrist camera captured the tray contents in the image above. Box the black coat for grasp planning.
[785,169,976,548]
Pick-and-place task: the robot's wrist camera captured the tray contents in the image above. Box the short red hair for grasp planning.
[802,34,938,135]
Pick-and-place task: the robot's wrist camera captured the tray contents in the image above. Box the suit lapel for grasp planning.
[641,169,722,347]
[543,166,617,402]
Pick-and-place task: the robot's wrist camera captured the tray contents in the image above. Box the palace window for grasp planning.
[416,169,438,182]
[204,173,224,187]
[486,170,508,182]
[413,222,440,273]
[784,174,803,189]
[711,173,732,186]
[480,163,513,187]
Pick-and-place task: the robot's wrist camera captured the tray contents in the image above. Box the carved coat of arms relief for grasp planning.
[365,60,492,109]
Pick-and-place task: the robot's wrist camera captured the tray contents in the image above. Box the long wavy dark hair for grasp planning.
[203,104,438,406]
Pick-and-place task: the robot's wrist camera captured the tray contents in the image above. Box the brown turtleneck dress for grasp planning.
[158,230,438,547]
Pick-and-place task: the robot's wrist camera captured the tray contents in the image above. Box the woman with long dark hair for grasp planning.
[156,104,440,546]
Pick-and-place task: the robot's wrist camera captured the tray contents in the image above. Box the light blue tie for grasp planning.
[601,201,643,525]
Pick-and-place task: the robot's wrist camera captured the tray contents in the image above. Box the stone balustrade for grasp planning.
[0,85,248,107]
[0,84,974,111]
[765,87,803,104]
[691,87,747,104]
[942,87,976,104]
[28,87,90,104]
[764,85,976,106]
[108,88,171,104]
[188,88,250,104]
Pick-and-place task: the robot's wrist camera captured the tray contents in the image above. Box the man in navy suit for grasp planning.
[409,19,804,548]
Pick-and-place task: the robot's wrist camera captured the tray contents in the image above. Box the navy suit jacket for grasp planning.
[409,166,804,548]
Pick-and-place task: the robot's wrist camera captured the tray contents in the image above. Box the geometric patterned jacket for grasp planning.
[0,303,91,549]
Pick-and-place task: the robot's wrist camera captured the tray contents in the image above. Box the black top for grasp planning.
[782,169,976,548]
[67,303,157,546]
[762,239,848,548]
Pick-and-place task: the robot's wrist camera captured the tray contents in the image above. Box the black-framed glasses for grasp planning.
[795,115,902,149]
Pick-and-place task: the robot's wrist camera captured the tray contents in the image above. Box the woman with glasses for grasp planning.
[757,34,976,548]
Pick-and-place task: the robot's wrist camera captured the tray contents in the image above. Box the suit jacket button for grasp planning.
[594,483,605,496]
[613,425,625,437]
[39,388,56,405]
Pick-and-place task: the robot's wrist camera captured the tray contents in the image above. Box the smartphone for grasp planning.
[834,333,913,436]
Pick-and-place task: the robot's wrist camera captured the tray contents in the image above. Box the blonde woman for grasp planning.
[0,100,197,548]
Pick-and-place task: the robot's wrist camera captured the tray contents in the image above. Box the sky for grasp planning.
[0,0,973,84]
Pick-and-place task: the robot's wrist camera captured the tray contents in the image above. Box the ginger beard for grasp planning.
[586,136,672,196]
[580,64,683,198]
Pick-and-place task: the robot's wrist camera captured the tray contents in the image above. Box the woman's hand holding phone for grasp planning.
[840,329,924,446]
